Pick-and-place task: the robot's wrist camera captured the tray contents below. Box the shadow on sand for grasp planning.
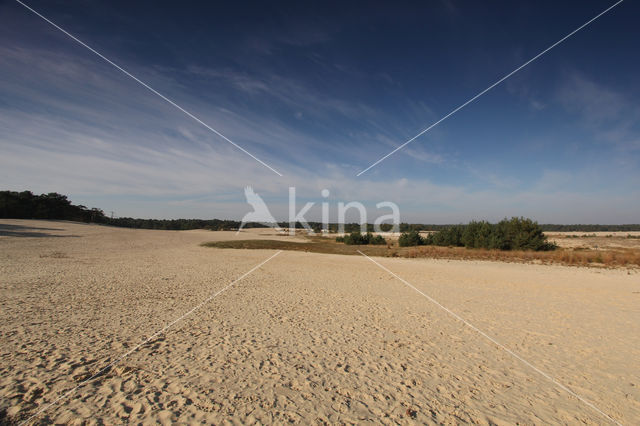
[0,223,78,238]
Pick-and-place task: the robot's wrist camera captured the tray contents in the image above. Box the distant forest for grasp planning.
[1,190,639,232]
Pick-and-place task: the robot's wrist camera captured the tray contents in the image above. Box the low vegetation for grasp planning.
[204,238,640,269]
[402,245,640,268]
[203,238,392,257]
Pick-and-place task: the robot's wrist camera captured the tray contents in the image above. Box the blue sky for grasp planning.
[1,0,639,223]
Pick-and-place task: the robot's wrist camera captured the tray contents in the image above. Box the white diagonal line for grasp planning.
[20,250,282,425]
[14,0,283,177]
[357,251,621,425]
[356,0,624,176]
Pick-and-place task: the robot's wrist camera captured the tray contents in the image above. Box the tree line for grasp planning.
[0,191,106,223]
[2,190,638,233]
[0,191,391,231]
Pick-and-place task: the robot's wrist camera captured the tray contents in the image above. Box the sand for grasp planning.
[546,232,640,251]
[0,219,639,424]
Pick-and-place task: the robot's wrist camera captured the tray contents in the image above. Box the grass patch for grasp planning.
[202,237,640,268]
[202,238,393,257]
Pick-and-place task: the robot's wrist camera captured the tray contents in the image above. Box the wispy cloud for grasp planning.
[557,72,640,152]
[506,74,547,111]
[2,1,638,223]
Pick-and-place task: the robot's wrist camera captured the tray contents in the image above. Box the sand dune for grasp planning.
[0,220,638,424]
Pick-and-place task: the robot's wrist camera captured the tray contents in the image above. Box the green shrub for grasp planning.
[341,231,387,245]
[422,217,556,251]
[398,230,424,247]
[369,234,387,245]
[425,224,465,247]
[462,221,493,248]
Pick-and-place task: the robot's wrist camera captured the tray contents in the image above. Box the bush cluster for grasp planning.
[398,230,424,247]
[336,231,386,245]
[398,217,556,251]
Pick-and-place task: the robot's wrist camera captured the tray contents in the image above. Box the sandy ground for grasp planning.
[546,232,640,250]
[0,220,639,424]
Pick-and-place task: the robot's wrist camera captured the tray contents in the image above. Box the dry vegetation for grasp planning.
[203,237,392,257]
[402,245,640,268]
[204,236,640,268]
